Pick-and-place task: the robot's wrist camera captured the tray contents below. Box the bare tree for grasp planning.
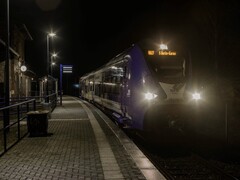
[191,0,240,78]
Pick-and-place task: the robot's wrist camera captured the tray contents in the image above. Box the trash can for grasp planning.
[27,110,49,137]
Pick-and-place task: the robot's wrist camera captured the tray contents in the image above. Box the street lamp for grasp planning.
[47,33,56,75]
[50,53,57,76]
[46,32,56,102]
[51,61,56,76]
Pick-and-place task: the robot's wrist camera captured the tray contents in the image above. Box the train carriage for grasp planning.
[79,38,200,142]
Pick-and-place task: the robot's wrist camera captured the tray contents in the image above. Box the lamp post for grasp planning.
[4,0,10,107]
[47,33,56,75]
[3,0,10,134]
[46,32,56,102]
[50,53,57,76]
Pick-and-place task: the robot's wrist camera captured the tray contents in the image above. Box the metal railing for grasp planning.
[0,92,58,157]
[0,99,36,157]
[0,93,58,111]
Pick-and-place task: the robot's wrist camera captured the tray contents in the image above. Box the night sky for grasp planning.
[9,0,240,94]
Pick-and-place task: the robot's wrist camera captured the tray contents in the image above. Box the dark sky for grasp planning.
[9,0,240,93]
[10,0,189,76]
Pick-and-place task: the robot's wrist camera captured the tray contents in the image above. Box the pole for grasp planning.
[4,0,10,129]
[5,0,10,105]
[50,56,53,76]
[225,103,228,145]
[47,35,49,76]
[60,64,63,105]
[45,35,49,103]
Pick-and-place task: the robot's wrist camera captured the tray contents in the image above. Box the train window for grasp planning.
[117,76,121,83]
[115,84,120,94]
[112,76,116,83]
[99,84,103,97]
[92,81,94,91]
[147,56,186,83]
[95,84,100,96]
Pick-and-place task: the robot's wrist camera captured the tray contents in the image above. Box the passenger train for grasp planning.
[79,39,201,143]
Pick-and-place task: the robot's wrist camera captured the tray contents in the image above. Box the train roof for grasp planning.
[79,44,135,80]
[79,38,165,80]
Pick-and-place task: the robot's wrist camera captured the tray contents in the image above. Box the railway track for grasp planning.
[150,152,239,180]
[125,130,240,180]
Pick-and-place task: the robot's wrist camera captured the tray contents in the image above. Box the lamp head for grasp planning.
[48,33,56,37]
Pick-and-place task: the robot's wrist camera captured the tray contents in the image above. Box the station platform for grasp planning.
[0,96,165,180]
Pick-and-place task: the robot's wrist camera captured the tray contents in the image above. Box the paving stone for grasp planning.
[0,96,164,180]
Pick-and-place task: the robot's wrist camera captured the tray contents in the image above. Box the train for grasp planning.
[79,38,201,144]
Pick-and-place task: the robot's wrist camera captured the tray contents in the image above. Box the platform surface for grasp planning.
[0,96,166,180]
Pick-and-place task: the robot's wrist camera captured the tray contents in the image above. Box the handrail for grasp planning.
[0,92,58,109]
[0,99,36,111]
[0,93,58,157]
[0,99,36,157]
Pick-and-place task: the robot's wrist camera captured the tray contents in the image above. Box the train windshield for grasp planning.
[147,55,186,84]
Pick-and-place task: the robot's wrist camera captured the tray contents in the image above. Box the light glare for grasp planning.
[192,93,201,100]
[52,53,57,57]
[160,44,168,50]
[145,92,157,100]
[48,32,56,37]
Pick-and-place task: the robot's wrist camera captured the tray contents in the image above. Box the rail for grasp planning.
[0,99,36,157]
[0,93,58,111]
[0,93,58,157]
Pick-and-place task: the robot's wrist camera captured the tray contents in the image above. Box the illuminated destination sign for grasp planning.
[159,51,176,56]
[147,50,177,56]
[147,50,155,55]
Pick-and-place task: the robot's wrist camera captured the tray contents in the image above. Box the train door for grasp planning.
[81,80,87,99]
[85,78,92,101]
[84,79,89,99]
[99,73,104,106]
[121,57,131,123]
[89,76,94,102]
[93,73,102,105]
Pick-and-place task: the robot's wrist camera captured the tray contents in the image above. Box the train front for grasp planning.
[135,42,201,144]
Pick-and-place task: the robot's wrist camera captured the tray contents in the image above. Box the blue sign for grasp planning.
[62,65,73,73]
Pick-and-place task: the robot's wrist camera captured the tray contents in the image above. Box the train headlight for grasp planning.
[144,92,158,100]
[192,92,201,100]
